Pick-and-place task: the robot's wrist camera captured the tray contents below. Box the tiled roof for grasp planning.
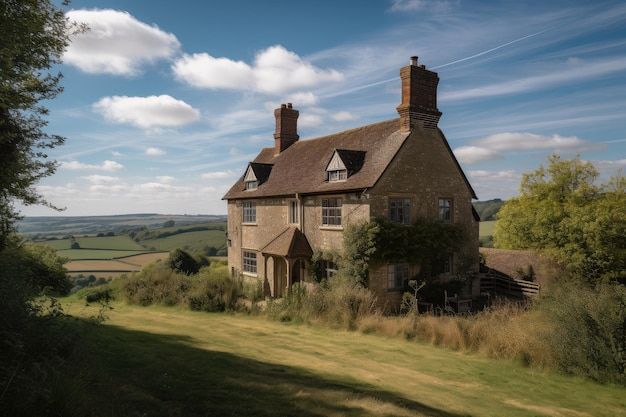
[261,227,313,258]
[223,118,409,199]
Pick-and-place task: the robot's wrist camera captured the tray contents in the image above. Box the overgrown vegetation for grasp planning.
[495,154,626,285]
[340,217,468,305]
[122,260,242,312]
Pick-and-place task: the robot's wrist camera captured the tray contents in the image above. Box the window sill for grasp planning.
[243,272,258,278]
[242,222,257,226]
[319,226,343,231]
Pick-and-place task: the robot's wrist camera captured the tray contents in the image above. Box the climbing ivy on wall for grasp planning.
[342,218,467,285]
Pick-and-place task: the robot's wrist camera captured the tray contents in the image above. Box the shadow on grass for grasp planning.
[80,320,467,417]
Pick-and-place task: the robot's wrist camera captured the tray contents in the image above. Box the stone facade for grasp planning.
[223,56,479,311]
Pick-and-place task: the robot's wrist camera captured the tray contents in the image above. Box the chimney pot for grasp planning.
[274,104,299,153]
[397,57,442,131]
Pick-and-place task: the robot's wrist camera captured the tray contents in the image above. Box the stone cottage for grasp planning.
[223,56,479,308]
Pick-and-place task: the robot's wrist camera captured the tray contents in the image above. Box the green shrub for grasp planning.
[165,248,200,275]
[123,263,190,306]
[123,261,240,312]
[535,281,626,384]
[265,274,378,329]
[187,264,239,312]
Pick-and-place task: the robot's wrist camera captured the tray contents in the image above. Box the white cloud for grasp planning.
[468,170,519,180]
[172,54,254,90]
[285,92,318,106]
[146,147,166,156]
[172,45,343,95]
[84,175,119,184]
[90,184,129,193]
[389,0,454,13]
[61,160,125,171]
[474,132,602,152]
[332,111,358,122]
[64,9,180,75]
[201,171,236,180]
[93,95,200,128]
[134,182,174,192]
[156,176,175,183]
[453,146,502,164]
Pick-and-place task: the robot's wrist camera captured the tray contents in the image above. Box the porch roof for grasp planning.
[261,227,313,258]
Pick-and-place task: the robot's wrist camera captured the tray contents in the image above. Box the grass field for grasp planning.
[479,220,496,237]
[141,229,226,252]
[66,301,626,417]
[65,252,170,275]
[39,235,147,251]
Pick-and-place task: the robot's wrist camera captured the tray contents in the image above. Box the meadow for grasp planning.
[140,228,226,253]
[34,225,226,277]
[63,301,626,417]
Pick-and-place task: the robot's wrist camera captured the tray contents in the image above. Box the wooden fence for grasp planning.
[480,268,540,299]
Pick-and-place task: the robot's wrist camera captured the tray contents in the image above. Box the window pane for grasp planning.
[243,201,256,223]
[243,251,257,274]
[387,263,409,289]
[322,198,341,226]
[289,201,299,223]
[438,198,451,223]
[390,198,410,224]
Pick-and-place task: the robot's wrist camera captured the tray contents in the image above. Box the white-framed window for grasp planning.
[438,198,452,223]
[243,250,257,274]
[388,264,409,290]
[328,169,347,182]
[326,151,348,183]
[389,198,411,224]
[243,201,256,223]
[245,180,258,190]
[289,200,299,224]
[322,198,342,226]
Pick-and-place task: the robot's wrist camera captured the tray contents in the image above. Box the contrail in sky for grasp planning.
[321,29,549,100]
[431,29,549,69]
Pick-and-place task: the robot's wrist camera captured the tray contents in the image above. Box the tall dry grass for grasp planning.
[356,301,556,367]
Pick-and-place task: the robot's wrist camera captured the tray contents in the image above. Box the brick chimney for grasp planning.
[396,56,442,131]
[274,103,299,154]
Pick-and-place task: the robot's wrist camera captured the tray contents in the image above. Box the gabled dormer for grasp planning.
[243,162,273,190]
[325,149,366,182]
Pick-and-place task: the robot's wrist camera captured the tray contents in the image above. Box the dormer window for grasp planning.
[328,169,347,182]
[325,149,365,183]
[243,162,273,191]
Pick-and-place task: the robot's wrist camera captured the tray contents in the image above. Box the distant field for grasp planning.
[76,236,146,250]
[30,220,227,277]
[480,220,496,237]
[142,229,226,252]
[65,252,169,275]
[39,235,146,252]
[57,249,153,260]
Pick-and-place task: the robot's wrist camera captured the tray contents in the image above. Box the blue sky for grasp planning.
[21,0,626,216]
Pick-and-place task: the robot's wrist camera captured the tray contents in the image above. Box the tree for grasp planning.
[166,248,200,275]
[494,154,626,284]
[0,0,79,249]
